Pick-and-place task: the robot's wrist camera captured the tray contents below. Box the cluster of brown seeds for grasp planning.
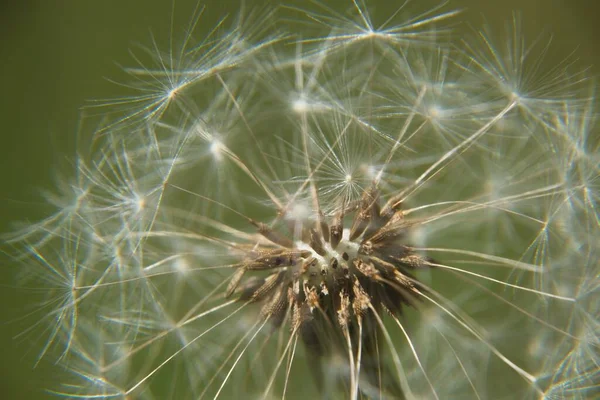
[227,184,431,394]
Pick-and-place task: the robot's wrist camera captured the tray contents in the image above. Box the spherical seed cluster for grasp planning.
[6,1,599,399]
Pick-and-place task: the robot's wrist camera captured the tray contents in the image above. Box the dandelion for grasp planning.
[6,1,599,399]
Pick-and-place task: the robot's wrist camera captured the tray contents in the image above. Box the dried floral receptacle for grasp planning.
[226,183,435,398]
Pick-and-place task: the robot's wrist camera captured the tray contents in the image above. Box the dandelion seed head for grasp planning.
[7,1,599,399]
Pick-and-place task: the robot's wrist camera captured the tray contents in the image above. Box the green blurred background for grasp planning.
[1,0,598,398]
